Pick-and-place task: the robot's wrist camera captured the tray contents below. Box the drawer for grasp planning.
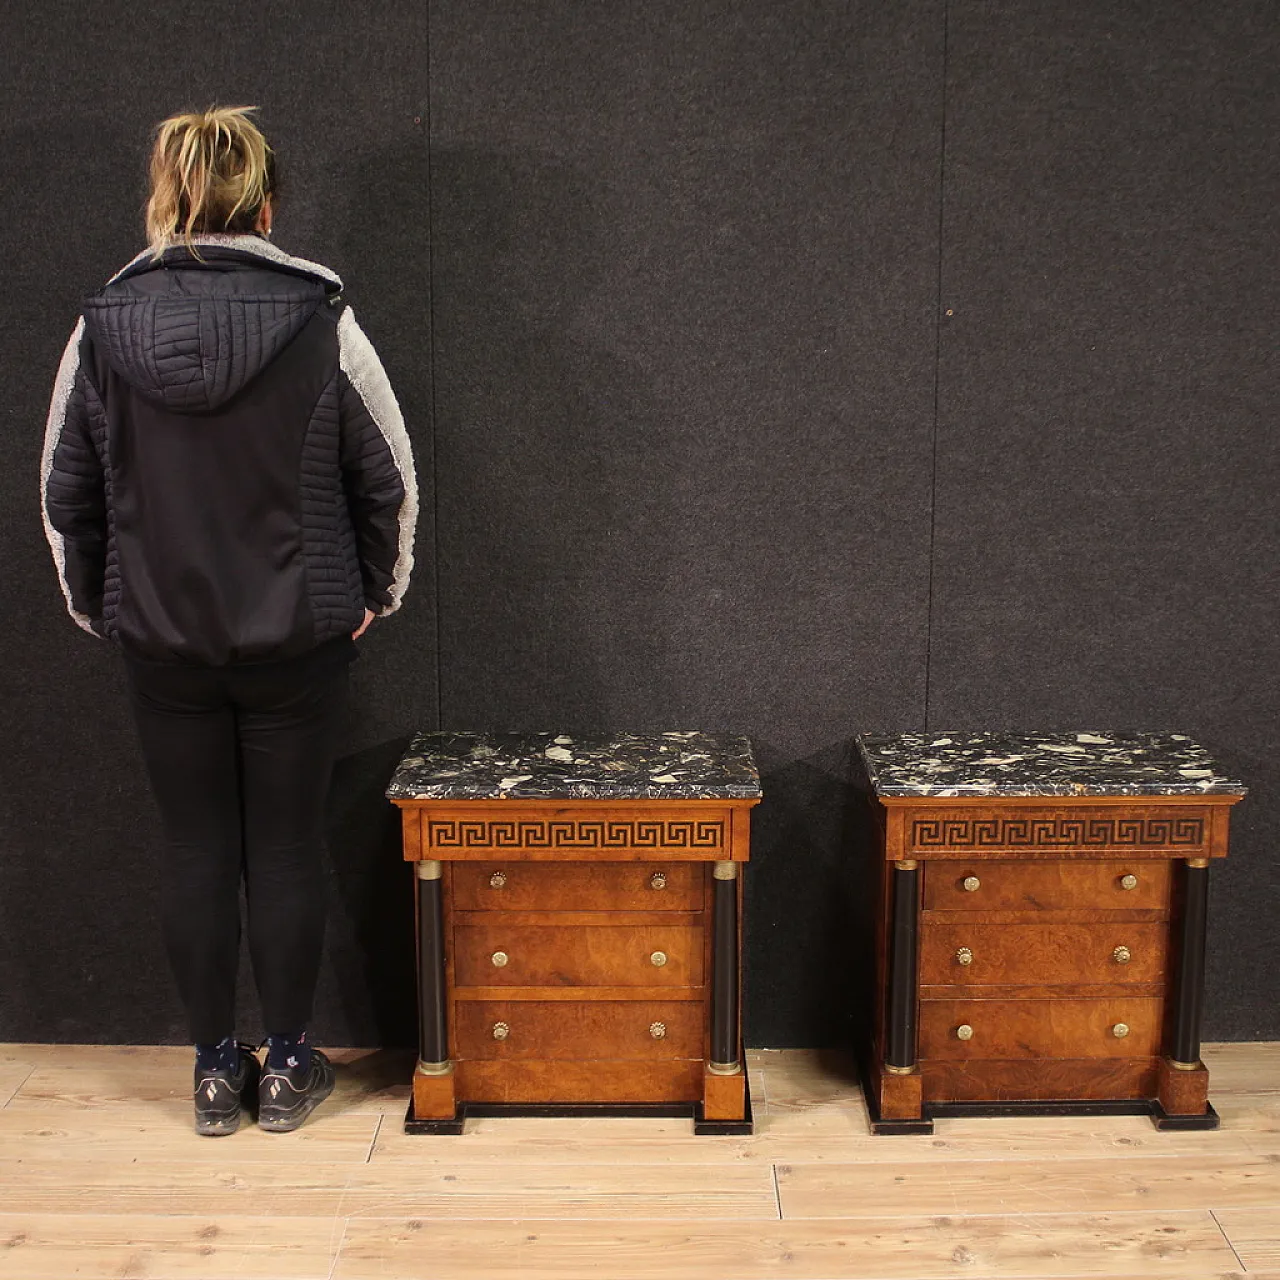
[454,1000,703,1060]
[454,924,704,987]
[922,859,1172,914]
[919,997,1163,1060]
[454,1059,703,1104]
[451,861,704,912]
[920,922,1168,987]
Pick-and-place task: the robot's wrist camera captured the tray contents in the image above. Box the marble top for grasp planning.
[857,732,1246,798]
[386,731,761,800]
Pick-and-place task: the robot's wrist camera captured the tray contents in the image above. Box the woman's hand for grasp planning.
[353,608,376,640]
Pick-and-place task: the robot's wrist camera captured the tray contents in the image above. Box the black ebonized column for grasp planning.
[886,861,920,1071]
[710,863,740,1069]
[417,861,448,1066]
[1170,859,1210,1066]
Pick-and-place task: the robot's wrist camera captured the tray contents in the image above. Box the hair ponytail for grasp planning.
[145,106,276,258]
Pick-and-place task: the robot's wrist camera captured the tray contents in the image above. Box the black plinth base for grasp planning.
[1152,1101,1220,1131]
[859,1072,935,1135]
[404,1077,753,1136]
[861,1077,1221,1135]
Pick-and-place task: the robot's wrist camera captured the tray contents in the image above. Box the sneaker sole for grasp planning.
[259,1076,335,1133]
[195,1111,242,1137]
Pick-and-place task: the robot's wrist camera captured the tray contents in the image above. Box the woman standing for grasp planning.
[41,107,417,1135]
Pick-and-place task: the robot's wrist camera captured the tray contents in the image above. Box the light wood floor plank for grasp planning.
[1201,1041,1280,1094]
[0,1104,379,1164]
[0,1160,346,1217]
[337,1160,779,1220]
[1213,1206,1280,1271]
[332,1211,1241,1279]
[369,1110,1259,1166]
[776,1154,1280,1218]
[0,1212,342,1280]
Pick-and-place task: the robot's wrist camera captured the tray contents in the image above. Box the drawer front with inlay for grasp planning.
[451,861,703,912]
[453,924,704,988]
[919,997,1163,1060]
[919,922,1168,987]
[454,1000,703,1060]
[922,859,1173,914]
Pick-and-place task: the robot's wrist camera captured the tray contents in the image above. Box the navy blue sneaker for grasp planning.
[193,1045,261,1137]
[258,1048,336,1132]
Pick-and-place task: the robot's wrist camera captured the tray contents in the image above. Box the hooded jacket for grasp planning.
[41,235,417,665]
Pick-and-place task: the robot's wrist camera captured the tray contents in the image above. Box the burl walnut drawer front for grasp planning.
[453,924,704,987]
[919,997,1163,1060]
[922,860,1173,914]
[919,922,1168,987]
[454,1000,703,1061]
[451,861,703,912]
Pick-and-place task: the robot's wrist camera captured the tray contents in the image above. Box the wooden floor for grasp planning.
[0,1043,1277,1279]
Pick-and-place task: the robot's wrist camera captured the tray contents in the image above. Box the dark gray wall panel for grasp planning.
[428,0,943,1045]
[0,2,437,1044]
[930,1,1280,1036]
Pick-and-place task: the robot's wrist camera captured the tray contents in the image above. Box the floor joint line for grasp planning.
[1209,1207,1247,1273]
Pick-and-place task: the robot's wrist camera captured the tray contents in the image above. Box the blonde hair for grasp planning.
[145,106,275,258]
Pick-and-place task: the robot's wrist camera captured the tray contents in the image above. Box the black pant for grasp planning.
[125,639,352,1044]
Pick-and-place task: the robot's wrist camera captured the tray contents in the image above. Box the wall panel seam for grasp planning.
[923,0,951,734]
[426,10,443,732]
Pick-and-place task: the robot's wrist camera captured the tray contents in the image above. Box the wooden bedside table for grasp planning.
[856,731,1246,1134]
[386,731,761,1134]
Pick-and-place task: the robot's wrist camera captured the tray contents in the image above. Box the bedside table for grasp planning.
[857,731,1246,1133]
[387,731,761,1133]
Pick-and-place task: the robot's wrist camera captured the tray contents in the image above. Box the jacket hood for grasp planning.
[82,236,343,413]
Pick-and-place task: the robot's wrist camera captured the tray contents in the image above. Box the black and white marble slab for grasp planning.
[857,731,1247,798]
[387,731,761,800]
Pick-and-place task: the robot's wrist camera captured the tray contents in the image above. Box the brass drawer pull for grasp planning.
[650,872,668,890]
[491,951,509,967]
[489,871,507,888]
[962,875,981,892]
[955,1024,974,1041]
[1113,945,1132,965]
[650,950,668,967]
[492,1021,510,1040]
[955,947,974,966]
[1119,873,1138,891]
[649,1022,667,1039]
[1112,1022,1130,1039]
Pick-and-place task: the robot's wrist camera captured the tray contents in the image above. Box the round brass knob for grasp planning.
[956,1024,974,1041]
[649,1022,667,1039]
[1112,1022,1130,1039]
[650,950,668,967]
[492,1021,510,1040]
[491,950,509,967]
[962,875,981,892]
[955,947,974,966]
[1113,945,1132,965]
[650,872,668,890]
[1119,874,1139,891]
[489,871,507,888]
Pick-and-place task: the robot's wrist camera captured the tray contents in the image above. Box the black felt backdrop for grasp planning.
[0,0,1275,1046]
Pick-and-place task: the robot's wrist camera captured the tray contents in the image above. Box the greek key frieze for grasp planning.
[425,817,726,851]
[910,814,1206,850]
